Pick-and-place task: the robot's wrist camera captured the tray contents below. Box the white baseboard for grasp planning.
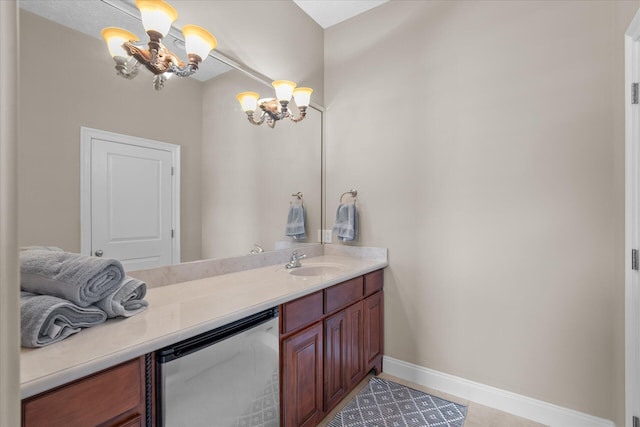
[382,356,615,427]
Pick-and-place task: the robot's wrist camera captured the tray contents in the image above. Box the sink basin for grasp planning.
[288,264,345,277]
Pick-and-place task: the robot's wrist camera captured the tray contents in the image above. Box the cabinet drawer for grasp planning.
[282,290,324,334]
[325,277,363,314]
[364,270,383,296]
[23,357,144,427]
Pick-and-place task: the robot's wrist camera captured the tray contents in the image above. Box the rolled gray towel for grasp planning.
[20,249,125,307]
[20,291,107,348]
[94,277,148,318]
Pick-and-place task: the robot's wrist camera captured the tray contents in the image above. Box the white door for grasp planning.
[626,10,640,427]
[81,128,180,271]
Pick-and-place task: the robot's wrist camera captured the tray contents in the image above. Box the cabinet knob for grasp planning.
[94,250,103,257]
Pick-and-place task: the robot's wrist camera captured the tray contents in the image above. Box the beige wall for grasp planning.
[19,11,204,261]
[201,70,322,259]
[172,0,325,105]
[325,0,638,423]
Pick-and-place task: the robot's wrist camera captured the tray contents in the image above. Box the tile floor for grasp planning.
[317,373,548,427]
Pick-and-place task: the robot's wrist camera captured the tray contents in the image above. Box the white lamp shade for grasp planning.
[101,27,139,58]
[135,0,178,37]
[293,87,313,108]
[236,92,259,112]
[272,80,297,102]
[182,25,217,61]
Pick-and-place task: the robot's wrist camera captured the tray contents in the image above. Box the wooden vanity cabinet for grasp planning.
[280,269,384,427]
[22,356,151,427]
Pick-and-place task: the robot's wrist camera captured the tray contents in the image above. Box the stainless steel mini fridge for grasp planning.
[156,307,279,427]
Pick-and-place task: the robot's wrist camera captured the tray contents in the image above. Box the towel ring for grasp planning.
[291,192,304,206]
[339,189,358,203]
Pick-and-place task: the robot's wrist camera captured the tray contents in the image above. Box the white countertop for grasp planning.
[20,254,387,399]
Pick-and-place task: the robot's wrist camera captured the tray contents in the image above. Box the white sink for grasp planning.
[287,263,345,277]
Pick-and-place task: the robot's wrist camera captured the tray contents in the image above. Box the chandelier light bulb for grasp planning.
[272,80,297,102]
[101,27,139,58]
[292,87,313,108]
[182,25,217,63]
[135,0,178,38]
[236,92,259,112]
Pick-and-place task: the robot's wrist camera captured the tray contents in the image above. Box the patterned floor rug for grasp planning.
[327,377,467,427]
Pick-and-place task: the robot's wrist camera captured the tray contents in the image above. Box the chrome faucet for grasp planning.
[250,244,264,254]
[285,251,307,269]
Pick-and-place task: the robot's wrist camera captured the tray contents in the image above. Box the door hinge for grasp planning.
[632,83,639,104]
[633,249,639,270]
[171,229,174,238]
[171,166,174,176]
[633,415,639,427]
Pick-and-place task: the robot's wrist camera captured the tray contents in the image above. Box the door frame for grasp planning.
[625,9,640,427]
[80,127,181,265]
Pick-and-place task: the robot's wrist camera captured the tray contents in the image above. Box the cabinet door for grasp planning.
[324,310,347,411]
[364,291,384,373]
[324,301,365,413]
[282,323,324,427]
[346,301,365,389]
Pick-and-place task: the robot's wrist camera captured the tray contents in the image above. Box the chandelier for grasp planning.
[101,0,217,90]
[236,81,313,128]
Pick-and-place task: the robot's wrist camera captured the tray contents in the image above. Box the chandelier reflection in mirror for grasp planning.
[101,0,217,90]
[236,81,313,128]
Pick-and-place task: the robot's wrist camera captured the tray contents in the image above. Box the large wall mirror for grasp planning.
[18,0,323,269]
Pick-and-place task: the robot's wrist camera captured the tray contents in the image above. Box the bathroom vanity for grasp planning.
[19,248,386,427]
[280,269,383,426]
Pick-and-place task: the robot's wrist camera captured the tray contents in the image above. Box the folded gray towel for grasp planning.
[20,246,64,252]
[94,277,148,318]
[20,291,107,348]
[333,203,358,241]
[285,204,307,240]
[20,249,125,307]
